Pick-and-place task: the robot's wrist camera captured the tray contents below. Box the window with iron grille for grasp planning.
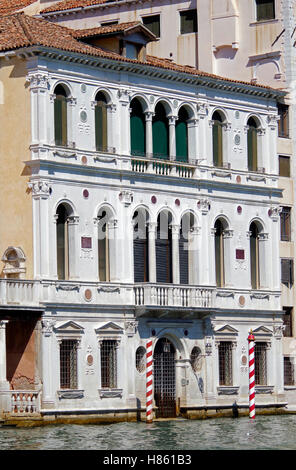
[60,339,78,389]
[280,207,291,241]
[180,9,197,34]
[135,346,146,373]
[277,103,289,138]
[256,0,275,21]
[281,258,294,287]
[101,340,117,388]
[255,342,267,385]
[218,342,233,386]
[284,357,294,386]
[279,155,290,177]
[283,306,293,337]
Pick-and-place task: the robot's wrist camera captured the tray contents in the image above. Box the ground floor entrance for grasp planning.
[154,337,176,418]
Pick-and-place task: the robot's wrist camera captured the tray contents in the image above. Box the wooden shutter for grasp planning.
[134,237,149,282]
[176,120,188,162]
[180,9,197,34]
[179,232,189,284]
[153,119,169,160]
[54,95,67,146]
[248,127,258,171]
[156,227,172,283]
[131,114,145,157]
[281,259,293,286]
[256,0,275,21]
[95,101,108,152]
[213,122,223,167]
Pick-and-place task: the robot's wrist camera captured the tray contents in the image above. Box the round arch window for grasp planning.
[190,346,202,372]
[135,346,146,373]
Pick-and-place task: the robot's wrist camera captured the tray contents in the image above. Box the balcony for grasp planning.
[0,279,281,313]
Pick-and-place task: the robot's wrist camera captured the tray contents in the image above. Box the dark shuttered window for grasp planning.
[180,9,197,34]
[95,92,108,152]
[279,155,290,177]
[130,99,146,157]
[278,103,289,138]
[142,14,160,37]
[280,207,291,241]
[179,230,188,285]
[176,107,189,162]
[215,219,225,287]
[212,111,223,167]
[218,342,233,386]
[250,222,260,289]
[281,258,294,287]
[54,85,68,147]
[283,307,293,337]
[247,118,258,172]
[256,0,275,21]
[153,103,169,160]
[156,215,172,283]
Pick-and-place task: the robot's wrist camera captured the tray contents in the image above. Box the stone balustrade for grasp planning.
[9,391,40,414]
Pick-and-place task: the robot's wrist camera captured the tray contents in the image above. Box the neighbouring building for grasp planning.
[0,12,288,422]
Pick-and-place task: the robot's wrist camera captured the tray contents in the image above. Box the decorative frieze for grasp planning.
[119,190,134,206]
[26,73,50,90]
[28,180,51,198]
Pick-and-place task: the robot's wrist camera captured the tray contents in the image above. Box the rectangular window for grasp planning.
[60,340,78,389]
[142,14,160,37]
[280,207,291,241]
[218,342,232,386]
[283,306,293,337]
[255,342,267,385]
[256,0,275,21]
[100,20,118,26]
[279,155,290,177]
[281,258,294,287]
[101,340,117,388]
[284,357,294,385]
[278,103,289,138]
[180,9,198,34]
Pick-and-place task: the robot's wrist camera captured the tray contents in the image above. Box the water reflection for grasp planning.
[1,415,296,450]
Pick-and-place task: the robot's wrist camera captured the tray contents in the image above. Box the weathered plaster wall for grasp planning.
[0,58,33,278]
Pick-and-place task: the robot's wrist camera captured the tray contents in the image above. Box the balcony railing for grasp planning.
[0,279,281,311]
[9,390,41,415]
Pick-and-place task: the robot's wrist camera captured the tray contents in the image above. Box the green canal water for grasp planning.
[0,415,295,450]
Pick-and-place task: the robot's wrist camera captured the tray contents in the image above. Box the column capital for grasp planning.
[0,320,9,329]
[147,222,157,233]
[67,215,80,225]
[168,115,178,125]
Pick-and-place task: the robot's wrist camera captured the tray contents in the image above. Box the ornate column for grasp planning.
[258,232,269,288]
[125,321,138,409]
[223,229,234,286]
[118,89,131,155]
[29,180,51,280]
[41,320,56,408]
[108,218,119,282]
[168,115,177,161]
[189,226,200,285]
[198,199,212,285]
[26,72,50,145]
[67,215,80,280]
[171,224,180,284]
[144,111,154,158]
[148,222,157,283]
[0,320,10,412]
[106,103,117,153]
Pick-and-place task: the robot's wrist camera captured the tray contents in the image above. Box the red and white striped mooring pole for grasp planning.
[248,330,255,420]
[146,340,153,423]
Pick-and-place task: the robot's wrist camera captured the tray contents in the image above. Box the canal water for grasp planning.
[0,415,296,450]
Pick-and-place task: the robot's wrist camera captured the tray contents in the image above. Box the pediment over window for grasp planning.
[95,322,124,335]
[252,326,273,336]
[54,321,84,333]
[214,324,239,335]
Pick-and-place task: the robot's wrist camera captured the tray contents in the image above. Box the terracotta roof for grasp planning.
[0,13,282,95]
[41,0,109,14]
[73,21,157,40]
[0,0,37,16]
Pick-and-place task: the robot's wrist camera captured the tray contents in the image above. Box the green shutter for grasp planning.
[54,96,67,147]
[95,101,108,152]
[131,115,145,156]
[153,119,169,159]
[176,120,188,162]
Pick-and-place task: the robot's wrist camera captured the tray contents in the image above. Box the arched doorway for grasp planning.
[154,338,176,418]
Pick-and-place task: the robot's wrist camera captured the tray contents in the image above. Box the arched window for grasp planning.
[247,117,258,172]
[250,222,260,289]
[95,92,108,152]
[133,209,149,282]
[130,98,146,157]
[56,204,71,280]
[214,219,226,287]
[156,211,173,283]
[98,209,111,282]
[212,111,224,167]
[176,107,189,162]
[153,102,169,160]
[54,84,68,147]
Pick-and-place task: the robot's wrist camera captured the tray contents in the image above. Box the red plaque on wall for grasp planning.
[236,249,245,260]
[81,237,92,249]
